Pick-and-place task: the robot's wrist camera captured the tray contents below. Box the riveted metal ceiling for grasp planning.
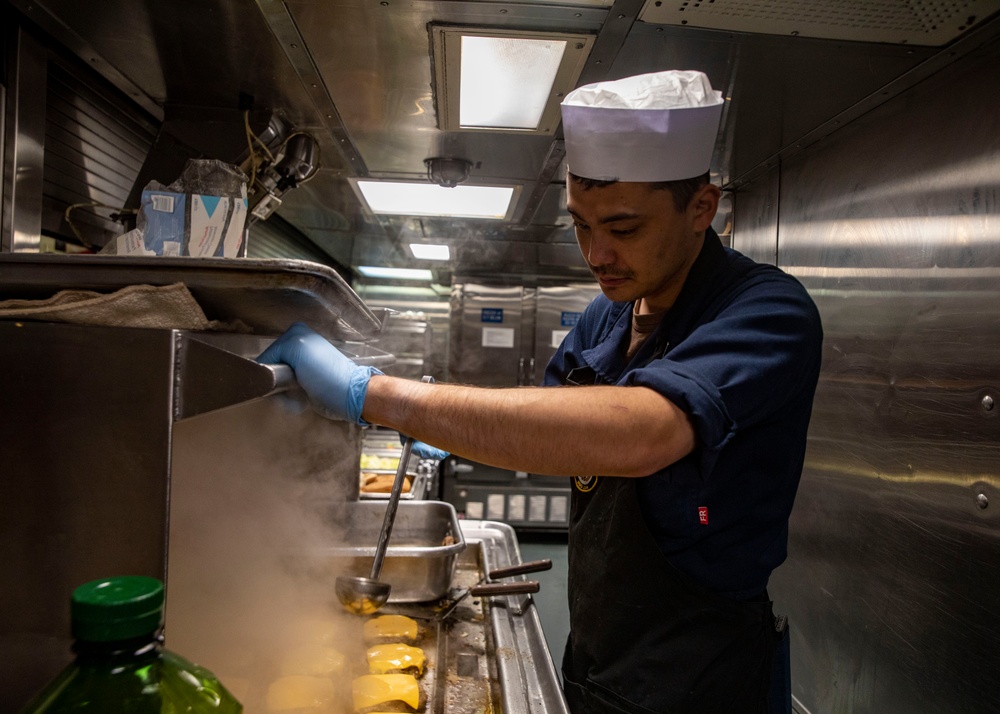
[8,0,1000,282]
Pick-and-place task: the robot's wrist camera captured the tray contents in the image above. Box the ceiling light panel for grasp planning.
[355,180,516,219]
[433,26,595,134]
[460,36,566,129]
[409,243,451,260]
[357,266,434,281]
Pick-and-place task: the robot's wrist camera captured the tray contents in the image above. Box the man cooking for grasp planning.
[258,70,823,714]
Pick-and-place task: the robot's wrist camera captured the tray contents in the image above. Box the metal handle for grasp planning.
[267,363,296,392]
[488,559,552,580]
[368,435,414,580]
[469,580,541,597]
[367,374,434,581]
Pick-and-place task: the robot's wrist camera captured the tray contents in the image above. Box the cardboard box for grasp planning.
[141,190,248,257]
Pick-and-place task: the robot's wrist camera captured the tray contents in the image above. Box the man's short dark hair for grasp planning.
[568,171,711,213]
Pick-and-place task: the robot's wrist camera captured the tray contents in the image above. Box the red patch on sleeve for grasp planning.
[698,506,709,525]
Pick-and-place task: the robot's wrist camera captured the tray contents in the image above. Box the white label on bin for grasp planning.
[151,194,175,212]
[551,329,571,347]
[549,495,568,522]
[507,494,526,521]
[482,327,514,348]
[528,495,547,522]
[465,501,484,519]
[487,493,505,520]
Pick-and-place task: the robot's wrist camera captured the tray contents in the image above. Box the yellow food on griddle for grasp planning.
[366,643,426,675]
[362,614,418,643]
[352,674,420,711]
[281,643,347,677]
[267,675,337,712]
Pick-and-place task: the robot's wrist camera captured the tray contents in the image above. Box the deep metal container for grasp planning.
[307,501,466,602]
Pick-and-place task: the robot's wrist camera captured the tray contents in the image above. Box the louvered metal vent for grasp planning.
[43,60,157,249]
[639,0,1000,45]
[247,215,344,264]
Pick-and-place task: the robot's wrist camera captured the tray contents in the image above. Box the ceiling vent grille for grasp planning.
[639,0,1000,45]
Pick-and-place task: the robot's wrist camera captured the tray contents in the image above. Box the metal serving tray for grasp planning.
[308,500,465,602]
[0,254,387,342]
[359,469,429,501]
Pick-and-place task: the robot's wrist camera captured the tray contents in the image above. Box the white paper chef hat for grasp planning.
[560,70,724,182]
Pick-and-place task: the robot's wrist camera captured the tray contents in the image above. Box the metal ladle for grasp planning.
[336,377,432,615]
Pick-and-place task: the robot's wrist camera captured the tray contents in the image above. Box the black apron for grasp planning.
[561,473,782,714]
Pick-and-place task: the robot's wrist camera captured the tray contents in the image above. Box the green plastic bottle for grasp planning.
[21,575,243,713]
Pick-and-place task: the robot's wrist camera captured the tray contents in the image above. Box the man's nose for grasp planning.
[586,232,616,266]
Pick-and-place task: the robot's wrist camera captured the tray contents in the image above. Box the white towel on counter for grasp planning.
[0,282,246,331]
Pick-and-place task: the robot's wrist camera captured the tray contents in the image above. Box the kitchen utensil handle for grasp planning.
[368,375,434,580]
[368,435,414,580]
[469,580,541,596]
[489,559,552,579]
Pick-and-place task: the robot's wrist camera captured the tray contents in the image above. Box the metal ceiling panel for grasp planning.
[6,0,1000,281]
[639,0,1000,46]
[283,0,605,182]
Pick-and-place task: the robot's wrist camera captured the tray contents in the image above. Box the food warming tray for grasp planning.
[359,434,427,500]
[238,520,567,714]
[306,501,466,602]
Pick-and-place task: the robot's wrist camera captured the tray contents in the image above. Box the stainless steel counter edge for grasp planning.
[459,520,570,714]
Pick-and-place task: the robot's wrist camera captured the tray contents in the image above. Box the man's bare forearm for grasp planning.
[362,376,695,477]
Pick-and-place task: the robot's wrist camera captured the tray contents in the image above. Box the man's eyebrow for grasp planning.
[566,207,642,224]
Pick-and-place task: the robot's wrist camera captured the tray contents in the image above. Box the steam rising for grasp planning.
[166,395,367,709]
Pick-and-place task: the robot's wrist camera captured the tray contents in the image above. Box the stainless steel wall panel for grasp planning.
[761,36,1000,714]
[2,26,46,252]
[732,169,779,266]
[0,321,365,712]
[0,322,175,709]
[614,21,937,186]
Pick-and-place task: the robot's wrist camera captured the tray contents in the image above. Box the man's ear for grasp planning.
[690,183,721,232]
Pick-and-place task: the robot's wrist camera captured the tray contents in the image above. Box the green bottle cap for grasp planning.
[70,576,165,642]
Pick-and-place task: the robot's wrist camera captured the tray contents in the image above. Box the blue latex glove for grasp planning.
[401,434,449,462]
[257,322,382,424]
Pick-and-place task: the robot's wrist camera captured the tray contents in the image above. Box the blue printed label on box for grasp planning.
[481,308,504,323]
[141,191,186,256]
[561,311,582,327]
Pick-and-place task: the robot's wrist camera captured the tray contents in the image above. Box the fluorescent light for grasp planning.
[357,181,513,219]
[432,26,594,135]
[460,35,566,129]
[357,266,434,281]
[409,243,451,260]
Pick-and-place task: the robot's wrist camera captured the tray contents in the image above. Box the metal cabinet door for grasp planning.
[448,283,525,387]
[533,284,600,383]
